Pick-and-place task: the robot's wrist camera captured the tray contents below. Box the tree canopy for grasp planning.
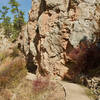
[0,0,26,41]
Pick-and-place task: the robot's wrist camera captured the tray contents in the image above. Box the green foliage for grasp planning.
[10,27,19,41]
[9,0,25,32]
[9,0,20,9]
[0,23,2,28]
[0,0,26,40]
[0,6,9,18]
[2,17,12,37]
[0,6,12,37]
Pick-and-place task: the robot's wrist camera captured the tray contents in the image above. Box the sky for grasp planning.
[0,0,32,22]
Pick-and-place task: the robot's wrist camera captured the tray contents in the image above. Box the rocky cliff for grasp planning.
[18,0,100,80]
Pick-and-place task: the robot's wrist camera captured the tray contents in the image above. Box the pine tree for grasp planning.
[0,6,11,37]
[9,0,25,32]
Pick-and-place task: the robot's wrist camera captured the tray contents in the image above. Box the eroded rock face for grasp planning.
[19,0,100,79]
[0,28,14,52]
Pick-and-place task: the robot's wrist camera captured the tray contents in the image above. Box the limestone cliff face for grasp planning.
[19,0,100,79]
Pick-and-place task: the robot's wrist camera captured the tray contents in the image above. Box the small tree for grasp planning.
[13,11,25,31]
[9,0,25,32]
[8,0,25,41]
[0,6,11,37]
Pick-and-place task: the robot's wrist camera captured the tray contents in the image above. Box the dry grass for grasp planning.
[10,47,20,58]
[0,47,21,63]
[0,48,27,89]
[0,89,12,100]
[0,47,65,100]
[0,57,27,88]
[14,77,55,100]
[12,77,65,100]
[33,76,51,93]
[0,50,11,62]
[84,87,97,100]
[0,48,27,99]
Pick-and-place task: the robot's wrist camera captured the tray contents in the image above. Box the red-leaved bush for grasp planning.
[68,40,100,76]
[33,77,49,93]
[33,76,55,93]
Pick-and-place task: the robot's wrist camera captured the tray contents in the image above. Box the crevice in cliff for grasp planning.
[18,42,38,74]
[26,51,37,74]
[25,23,37,74]
[38,0,46,18]
[34,25,49,76]
[67,0,78,12]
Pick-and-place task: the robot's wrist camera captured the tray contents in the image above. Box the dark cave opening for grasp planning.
[26,52,37,74]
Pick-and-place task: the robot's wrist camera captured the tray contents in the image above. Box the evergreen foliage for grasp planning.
[0,0,26,40]
[0,6,12,37]
[9,0,25,31]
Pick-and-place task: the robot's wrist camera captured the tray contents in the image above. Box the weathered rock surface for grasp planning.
[0,28,14,52]
[81,75,100,98]
[18,0,100,79]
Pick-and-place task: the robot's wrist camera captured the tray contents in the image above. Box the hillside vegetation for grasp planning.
[0,0,26,41]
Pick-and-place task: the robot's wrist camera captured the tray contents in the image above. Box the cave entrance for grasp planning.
[26,53,37,74]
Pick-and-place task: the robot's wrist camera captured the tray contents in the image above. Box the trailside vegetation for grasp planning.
[0,0,26,41]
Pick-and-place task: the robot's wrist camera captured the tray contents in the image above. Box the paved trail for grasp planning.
[59,81,94,100]
[26,73,94,100]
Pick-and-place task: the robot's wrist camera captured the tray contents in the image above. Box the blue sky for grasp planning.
[0,0,32,22]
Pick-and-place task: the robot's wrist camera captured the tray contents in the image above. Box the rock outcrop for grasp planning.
[18,0,100,79]
[0,28,14,52]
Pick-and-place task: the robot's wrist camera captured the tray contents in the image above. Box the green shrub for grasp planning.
[10,30,19,42]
